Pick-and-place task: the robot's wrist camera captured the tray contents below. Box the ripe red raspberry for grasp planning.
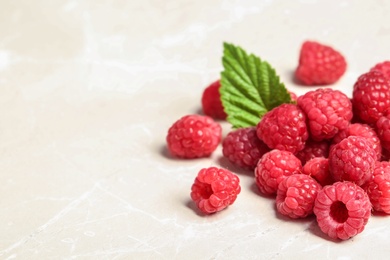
[201,80,227,120]
[166,114,221,158]
[256,104,308,154]
[295,139,330,165]
[297,88,352,141]
[331,123,382,160]
[352,70,390,125]
[190,167,241,214]
[276,174,322,218]
[222,127,270,170]
[288,90,298,102]
[329,136,376,186]
[376,110,390,152]
[302,157,333,186]
[313,181,371,240]
[295,41,347,85]
[363,161,390,214]
[370,61,390,80]
[255,149,302,195]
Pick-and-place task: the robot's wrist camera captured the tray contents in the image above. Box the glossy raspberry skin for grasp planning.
[276,174,322,218]
[190,167,241,214]
[331,123,382,160]
[201,80,227,120]
[297,88,352,141]
[295,41,347,85]
[256,104,309,154]
[363,161,390,213]
[352,70,390,125]
[222,127,270,170]
[329,136,377,186]
[313,181,371,240]
[370,61,390,80]
[255,149,302,195]
[166,114,221,158]
[376,110,390,152]
[296,139,330,165]
[302,157,333,186]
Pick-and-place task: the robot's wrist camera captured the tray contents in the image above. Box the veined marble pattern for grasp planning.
[1,0,390,259]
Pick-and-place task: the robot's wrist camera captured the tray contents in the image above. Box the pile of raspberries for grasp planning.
[166,40,390,241]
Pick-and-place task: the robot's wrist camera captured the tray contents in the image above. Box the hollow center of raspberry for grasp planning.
[200,184,213,199]
[330,201,349,223]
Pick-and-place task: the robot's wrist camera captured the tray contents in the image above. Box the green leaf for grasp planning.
[220,42,292,128]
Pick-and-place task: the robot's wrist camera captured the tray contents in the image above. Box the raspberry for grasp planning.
[201,80,227,120]
[376,110,390,152]
[295,41,347,85]
[302,157,333,186]
[166,114,221,158]
[313,181,371,240]
[276,174,322,218]
[222,127,270,170]
[370,61,390,80]
[255,149,302,195]
[352,70,390,125]
[295,139,330,165]
[288,90,298,102]
[331,123,382,160]
[297,88,353,141]
[256,104,308,154]
[363,161,390,213]
[190,167,241,214]
[329,136,376,186]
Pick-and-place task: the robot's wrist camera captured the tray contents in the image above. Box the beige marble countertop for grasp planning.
[1,0,390,259]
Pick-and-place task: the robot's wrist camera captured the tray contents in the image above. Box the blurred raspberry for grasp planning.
[370,61,390,80]
[201,80,227,120]
[295,41,347,85]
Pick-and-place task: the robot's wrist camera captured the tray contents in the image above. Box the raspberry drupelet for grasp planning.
[276,174,322,218]
[313,181,371,240]
[166,114,221,158]
[363,161,390,214]
[295,41,347,85]
[255,149,302,196]
[190,167,241,214]
[256,103,309,154]
[201,80,227,120]
[352,70,390,125]
[297,88,353,141]
[329,136,377,187]
[222,127,270,170]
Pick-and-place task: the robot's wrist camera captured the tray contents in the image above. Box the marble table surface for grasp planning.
[1,0,390,259]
